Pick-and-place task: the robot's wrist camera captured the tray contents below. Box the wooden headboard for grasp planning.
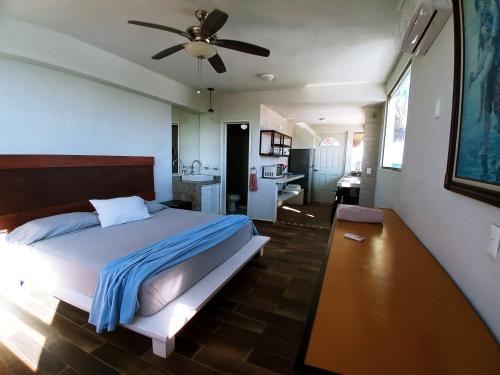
[0,155,155,232]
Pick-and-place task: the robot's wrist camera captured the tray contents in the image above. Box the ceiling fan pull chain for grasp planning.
[200,58,203,89]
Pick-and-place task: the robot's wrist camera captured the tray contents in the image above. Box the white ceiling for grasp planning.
[268,103,366,126]
[0,0,401,93]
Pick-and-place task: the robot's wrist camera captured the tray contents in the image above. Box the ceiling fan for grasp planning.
[128,9,270,74]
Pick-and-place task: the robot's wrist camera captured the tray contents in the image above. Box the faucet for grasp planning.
[191,160,202,175]
[172,158,184,174]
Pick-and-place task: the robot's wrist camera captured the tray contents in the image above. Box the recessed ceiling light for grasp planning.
[196,90,201,94]
[258,73,274,82]
[319,117,326,121]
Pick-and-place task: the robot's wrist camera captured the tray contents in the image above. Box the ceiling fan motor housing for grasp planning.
[195,9,208,22]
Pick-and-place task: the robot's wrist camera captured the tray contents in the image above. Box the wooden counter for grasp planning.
[298,209,500,375]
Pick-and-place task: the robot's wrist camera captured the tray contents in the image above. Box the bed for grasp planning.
[0,155,269,358]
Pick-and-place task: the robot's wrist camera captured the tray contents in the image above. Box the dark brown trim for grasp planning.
[444,0,500,208]
[0,155,155,231]
[0,155,154,170]
[294,221,340,375]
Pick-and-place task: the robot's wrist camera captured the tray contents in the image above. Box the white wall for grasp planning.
[260,105,295,168]
[260,105,295,137]
[0,16,206,112]
[199,114,222,175]
[0,58,173,201]
[375,19,500,341]
[207,92,298,220]
[293,124,318,149]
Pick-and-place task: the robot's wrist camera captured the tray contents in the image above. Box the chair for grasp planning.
[330,187,360,222]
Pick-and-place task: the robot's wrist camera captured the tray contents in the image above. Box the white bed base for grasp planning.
[19,235,270,358]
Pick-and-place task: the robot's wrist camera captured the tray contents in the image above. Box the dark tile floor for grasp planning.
[0,205,332,375]
[277,203,332,230]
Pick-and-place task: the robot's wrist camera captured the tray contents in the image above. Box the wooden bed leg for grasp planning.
[152,337,175,358]
[259,247,265,257]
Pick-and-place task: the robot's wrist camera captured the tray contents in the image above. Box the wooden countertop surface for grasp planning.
[303,209,500,375]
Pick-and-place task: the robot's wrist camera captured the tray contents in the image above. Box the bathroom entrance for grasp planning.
[225,122,250,215]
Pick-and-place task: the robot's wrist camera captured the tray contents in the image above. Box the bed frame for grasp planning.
[0,155,270,358]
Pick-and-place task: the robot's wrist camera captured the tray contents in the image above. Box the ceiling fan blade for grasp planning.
[152,44,185,60]
[128,20,191,39]
[201,9,228,36]
[208,53,227,73]
[213,39,270,57]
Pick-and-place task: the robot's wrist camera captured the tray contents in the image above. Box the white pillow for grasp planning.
[90,196,151,228]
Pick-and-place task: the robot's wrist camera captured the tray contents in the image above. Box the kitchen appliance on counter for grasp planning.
[262,164,286,178]
[288,148,315,204]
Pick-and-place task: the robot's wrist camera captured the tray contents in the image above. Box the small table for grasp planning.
[160,200,192,210]
[331,176,361,221]
[297,210,500,374]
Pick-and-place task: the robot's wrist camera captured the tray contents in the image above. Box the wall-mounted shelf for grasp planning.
[260,130,293,157]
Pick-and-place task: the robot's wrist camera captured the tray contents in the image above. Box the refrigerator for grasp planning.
[288,148,315,204]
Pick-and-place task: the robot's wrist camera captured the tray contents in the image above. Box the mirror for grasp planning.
[171,106,200,174]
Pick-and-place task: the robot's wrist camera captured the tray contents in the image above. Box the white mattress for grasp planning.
[0,208,253,316]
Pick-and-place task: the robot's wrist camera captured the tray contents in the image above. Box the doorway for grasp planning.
[225,122,250,214]
[172,123,179,173]
[313,134,347,203]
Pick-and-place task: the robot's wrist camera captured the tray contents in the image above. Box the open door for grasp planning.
[225,122,250,214]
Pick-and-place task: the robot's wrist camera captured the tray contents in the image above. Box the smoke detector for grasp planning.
[258,73,274,82]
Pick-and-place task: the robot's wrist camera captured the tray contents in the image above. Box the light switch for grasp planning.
[488,224,500,259]
[434,99,441,119]
[366,168,372,175]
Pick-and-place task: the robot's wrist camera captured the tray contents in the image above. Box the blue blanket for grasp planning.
[89,214,256,333]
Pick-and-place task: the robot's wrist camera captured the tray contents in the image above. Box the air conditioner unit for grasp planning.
[398,0,452,55]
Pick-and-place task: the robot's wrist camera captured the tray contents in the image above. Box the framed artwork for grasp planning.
[445,0,500,207]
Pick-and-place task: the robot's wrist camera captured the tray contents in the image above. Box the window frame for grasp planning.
[380,63,412,172]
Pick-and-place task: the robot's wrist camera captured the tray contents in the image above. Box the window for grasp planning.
[382,67,411,170]
[320,137,340,147]
[351,132,364,172]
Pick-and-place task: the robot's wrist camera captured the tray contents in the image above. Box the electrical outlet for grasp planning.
[366,168,372,175]
[488,224,500,259]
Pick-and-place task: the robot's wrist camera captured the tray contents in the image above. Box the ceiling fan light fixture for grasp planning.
[184,41,216,59]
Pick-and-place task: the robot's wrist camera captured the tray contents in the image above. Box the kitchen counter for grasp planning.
[337,176,361,188]
[267,174,305,184]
